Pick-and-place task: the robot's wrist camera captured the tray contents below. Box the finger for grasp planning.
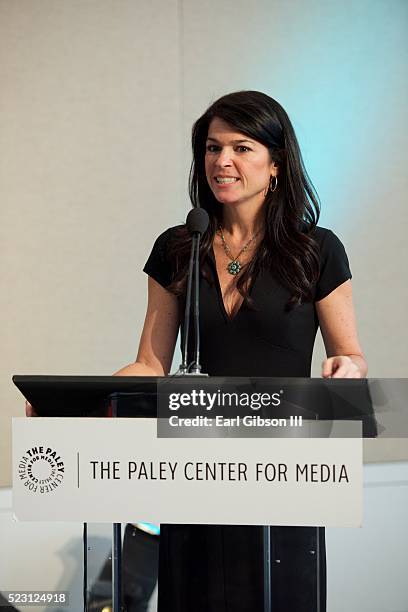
[331,362,350,378]
[322,358,335,378]
[332,363,361,378]
[25,401,37,417]
[339,362,360,379]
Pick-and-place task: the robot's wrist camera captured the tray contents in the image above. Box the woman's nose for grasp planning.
[215,148,233,166]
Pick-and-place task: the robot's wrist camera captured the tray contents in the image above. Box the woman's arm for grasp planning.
[114,276,180,377]
[316,279,367,378]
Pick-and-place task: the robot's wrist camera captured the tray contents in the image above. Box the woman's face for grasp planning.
[205,117,277,209]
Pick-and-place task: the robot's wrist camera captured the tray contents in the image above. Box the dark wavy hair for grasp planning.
[168,90,321,307]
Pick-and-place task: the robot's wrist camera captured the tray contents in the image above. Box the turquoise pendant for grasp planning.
[227,260,241,275]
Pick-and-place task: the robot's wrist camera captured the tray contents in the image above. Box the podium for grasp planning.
[13,375,378,612]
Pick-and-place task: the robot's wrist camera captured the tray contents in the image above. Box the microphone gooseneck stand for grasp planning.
[177,207,209,377]
[190,231,203,374]
[178,232,198,375]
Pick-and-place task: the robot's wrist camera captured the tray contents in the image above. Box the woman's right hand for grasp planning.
[25,401,38,417]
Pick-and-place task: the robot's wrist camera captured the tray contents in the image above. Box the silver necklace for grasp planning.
[217,225,260,276]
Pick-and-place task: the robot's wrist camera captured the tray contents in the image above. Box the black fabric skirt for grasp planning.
[158,524,326,612]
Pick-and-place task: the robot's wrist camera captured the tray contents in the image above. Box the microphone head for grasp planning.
[186,208,209,235]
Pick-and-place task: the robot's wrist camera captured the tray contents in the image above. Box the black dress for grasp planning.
[144,226,352,612]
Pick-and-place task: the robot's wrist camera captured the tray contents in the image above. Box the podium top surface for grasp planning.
[12,376,377,438]
[13,375,160,416]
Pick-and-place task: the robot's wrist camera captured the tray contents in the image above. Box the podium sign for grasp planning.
[13,417,362,526]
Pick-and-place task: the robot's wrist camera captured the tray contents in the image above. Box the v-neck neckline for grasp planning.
[209,247,248,322]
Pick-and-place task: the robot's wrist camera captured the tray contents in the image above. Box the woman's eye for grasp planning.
[206,144,220,152]
[205,144,251,153]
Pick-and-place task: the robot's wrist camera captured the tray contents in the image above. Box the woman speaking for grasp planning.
[115,90,366,611]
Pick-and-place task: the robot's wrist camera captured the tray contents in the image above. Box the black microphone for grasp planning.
[186,207,209,235]
[178,207,209,375]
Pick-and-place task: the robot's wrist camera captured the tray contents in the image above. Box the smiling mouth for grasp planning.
[215,177,239,184]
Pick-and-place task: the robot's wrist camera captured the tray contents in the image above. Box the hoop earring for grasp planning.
[269,175,278,193]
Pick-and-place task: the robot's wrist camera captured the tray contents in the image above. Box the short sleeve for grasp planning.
[315,228,352,301]
[143,228,175,289]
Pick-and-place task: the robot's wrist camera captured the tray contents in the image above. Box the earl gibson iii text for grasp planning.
[163,388,306,429]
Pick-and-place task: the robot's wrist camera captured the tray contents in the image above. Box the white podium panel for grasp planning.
[13,418,362,526]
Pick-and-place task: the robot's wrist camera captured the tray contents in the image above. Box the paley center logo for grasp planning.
[18,446,65,494]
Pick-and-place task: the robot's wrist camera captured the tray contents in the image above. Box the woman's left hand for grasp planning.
[322,355,362,379]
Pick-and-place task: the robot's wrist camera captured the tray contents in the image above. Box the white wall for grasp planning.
[327,462,408,612]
